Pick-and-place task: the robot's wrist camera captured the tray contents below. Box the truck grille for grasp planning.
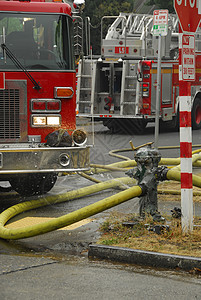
[0,89,20,139]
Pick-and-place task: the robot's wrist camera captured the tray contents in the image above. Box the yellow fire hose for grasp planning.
[0,177,139,240]
[89,157,201,174]
[1,143,201,240]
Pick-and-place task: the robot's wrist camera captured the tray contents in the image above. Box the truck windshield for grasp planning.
[0,13,74,70]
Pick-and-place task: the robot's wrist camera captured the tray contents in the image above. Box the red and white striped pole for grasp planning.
[179,29,193,232]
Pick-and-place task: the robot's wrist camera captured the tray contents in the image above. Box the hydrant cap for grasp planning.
[134,147,161,164]
[135,147,152,164]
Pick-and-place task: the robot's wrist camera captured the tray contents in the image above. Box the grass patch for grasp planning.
[98,211,201,257]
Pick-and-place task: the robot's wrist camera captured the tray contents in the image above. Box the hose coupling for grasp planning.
[157,166,169,182]
[138,183,148,196]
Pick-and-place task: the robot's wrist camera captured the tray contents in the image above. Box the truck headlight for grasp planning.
[32,115,61,127]
[47,116,60,126]
[32,116,46,126]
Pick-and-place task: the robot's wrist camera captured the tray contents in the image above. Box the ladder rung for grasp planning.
[82,75,92,78]
[78,101,91,103]
[125,76,137,79]
[77,75,92,78]
[121,102,135,105]
[80,88,91,91]
[124,89,136,92]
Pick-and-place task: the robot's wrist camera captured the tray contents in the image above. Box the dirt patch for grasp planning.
[158,180,201,202]
[98,211,201,258]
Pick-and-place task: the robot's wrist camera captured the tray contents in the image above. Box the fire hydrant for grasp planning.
[126,146,165,221]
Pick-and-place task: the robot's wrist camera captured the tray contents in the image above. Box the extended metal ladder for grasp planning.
[120,60,140,116]
[76,58,97,115]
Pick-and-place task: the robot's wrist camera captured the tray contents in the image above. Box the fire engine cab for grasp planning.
[76,13,201,134]
[0,0,89,196]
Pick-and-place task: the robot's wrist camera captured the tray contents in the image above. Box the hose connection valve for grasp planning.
[126,145,165,221]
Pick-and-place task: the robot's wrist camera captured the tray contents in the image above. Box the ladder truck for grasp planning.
[76,13,201,134]
[0,0,89,196]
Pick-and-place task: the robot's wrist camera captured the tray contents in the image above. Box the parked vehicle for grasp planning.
[0,0,89,196]
[76,13,201,133]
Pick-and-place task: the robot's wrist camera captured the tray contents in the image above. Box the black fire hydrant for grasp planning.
[127,146,165,221]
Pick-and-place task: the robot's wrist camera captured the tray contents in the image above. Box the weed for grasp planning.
[98,211,201,257]
[101,237,120,245]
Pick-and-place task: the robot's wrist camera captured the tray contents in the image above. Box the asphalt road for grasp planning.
[1,119,201,298]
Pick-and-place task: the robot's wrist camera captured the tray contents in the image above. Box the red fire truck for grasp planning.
[76,13,201,134]
[0,0,89,196]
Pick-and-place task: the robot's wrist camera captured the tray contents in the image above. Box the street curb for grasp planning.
[88,244,201,271]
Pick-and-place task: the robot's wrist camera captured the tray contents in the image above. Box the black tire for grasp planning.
[116,119,147,135]
[192,97,201,130]
[160,116,179,132]
[9,173,57,196]
[103,119,119,133]
[130,119,147,134]
[103,118,147,134]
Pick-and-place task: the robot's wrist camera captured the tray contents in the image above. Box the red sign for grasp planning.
[174,0,201,32]
[182,34,195,81]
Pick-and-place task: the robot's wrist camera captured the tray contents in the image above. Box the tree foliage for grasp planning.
[82,0,134,54]
[84,0,133,22]
[147,0,175,13]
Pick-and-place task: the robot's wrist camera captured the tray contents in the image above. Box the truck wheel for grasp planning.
[192,97,201,130]
[103,119,135,134]
[103,118,147,134]
[103,119,119,133]
[9,173,57,196]
[160,116,179,132]
[131,119,147,134]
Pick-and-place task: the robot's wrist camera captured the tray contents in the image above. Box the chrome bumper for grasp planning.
[0,145,90,174]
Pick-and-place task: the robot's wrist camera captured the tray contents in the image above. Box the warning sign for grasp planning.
[153,10,168,36]
[182,34,195,81]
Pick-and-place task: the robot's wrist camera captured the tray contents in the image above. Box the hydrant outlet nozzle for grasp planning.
[157,166,169,182]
